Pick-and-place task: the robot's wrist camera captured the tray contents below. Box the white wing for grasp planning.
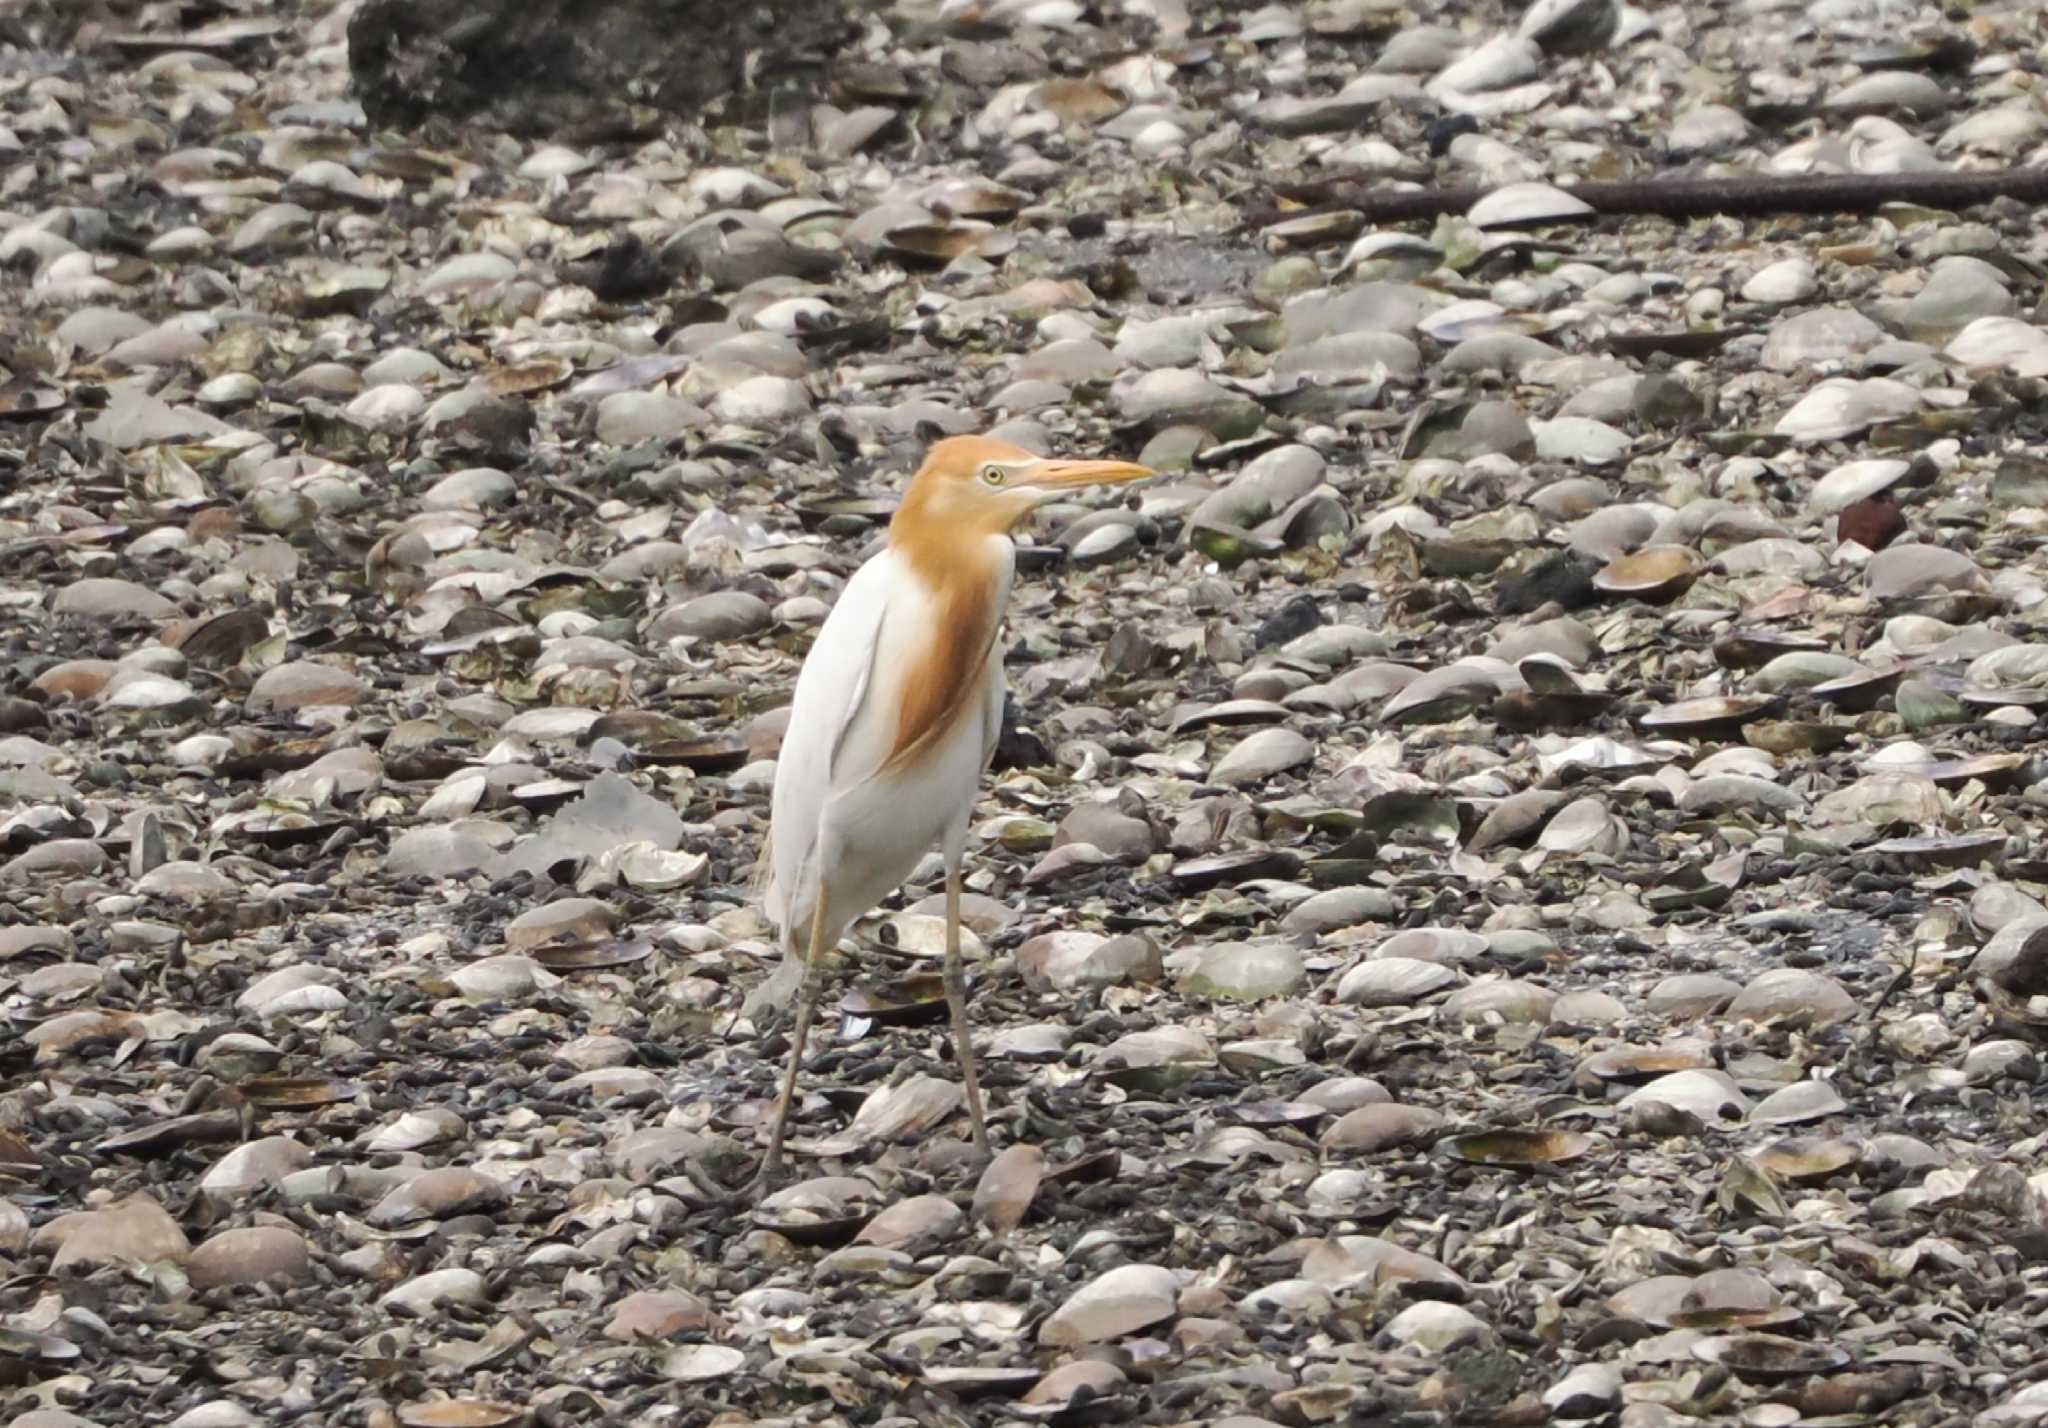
[980,649,1007,773]
[763,549,897,939]
[978,556,1014,774]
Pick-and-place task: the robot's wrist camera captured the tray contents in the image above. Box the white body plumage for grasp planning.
[764,537,1013,962]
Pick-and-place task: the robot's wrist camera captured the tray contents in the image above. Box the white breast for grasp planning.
[767,537,1014,952]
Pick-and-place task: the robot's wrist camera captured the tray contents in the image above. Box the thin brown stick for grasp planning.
[1245,165,2048,230]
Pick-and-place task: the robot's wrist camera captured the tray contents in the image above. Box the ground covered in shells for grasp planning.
[8,0,2048,1425]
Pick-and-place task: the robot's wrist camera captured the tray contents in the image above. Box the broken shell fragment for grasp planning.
[1443,1128,1594,1167]
[1592,546,1704,603]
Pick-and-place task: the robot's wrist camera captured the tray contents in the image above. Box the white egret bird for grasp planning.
[757,435,1153,1176]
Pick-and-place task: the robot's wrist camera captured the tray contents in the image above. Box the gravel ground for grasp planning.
[6,1,2048,1425]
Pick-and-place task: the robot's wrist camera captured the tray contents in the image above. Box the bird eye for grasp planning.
[979,463,1007,486]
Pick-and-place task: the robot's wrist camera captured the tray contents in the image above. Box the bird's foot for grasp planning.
[732,956,805,1038]
[753,1122,807,1187]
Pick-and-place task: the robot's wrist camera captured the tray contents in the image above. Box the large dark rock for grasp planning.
[347,0,855,139]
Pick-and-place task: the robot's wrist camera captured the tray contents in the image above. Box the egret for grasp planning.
[756,435,1153,1176]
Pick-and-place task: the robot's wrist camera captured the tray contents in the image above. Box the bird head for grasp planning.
[896,435,1154,537]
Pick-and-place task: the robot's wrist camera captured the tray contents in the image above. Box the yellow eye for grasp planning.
[980,464,1007,486]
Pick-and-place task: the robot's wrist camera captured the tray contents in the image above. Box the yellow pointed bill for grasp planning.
[1022,458,1155,491]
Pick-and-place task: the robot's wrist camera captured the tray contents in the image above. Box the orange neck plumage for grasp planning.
[880,464,1011,772]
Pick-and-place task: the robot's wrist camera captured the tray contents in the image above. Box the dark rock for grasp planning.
[0,698,49,733]
[348,0,855,139]
[1633,373,1706,428]
[1255,593,1325,649]
[442,396,535,462]
[567,235,671,304]
[993,704,1051,772]
[1425,114,1480,157]
[1497,549,1601,615]
[661,218,845,292]
[1521,0,1621,56]
[1838,492,1907,551]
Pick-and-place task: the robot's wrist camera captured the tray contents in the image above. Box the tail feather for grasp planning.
[730,825,799,1037]
[756,828,796,951]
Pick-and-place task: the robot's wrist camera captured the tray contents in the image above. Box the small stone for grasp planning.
[1017,931,1162,989]
[1039,1264,1178,1346]
[1211,727,1314,784]
[648,591,772,641]
[1054,802,1156,861]
[596,392,710,444]
[1177,940,1305,1000]
[1838,493,1907,551]
[1282,887,1397,935]
[378,1267,490,1313]
[189,1227,311,1288]
[40,1193,191,1271]
[1113,369,1263,438]
[1727,969,1857,1029]
[1742,257,1819,304]
[1897,678,1966,730]
[604,1289,713,1340]
[246,661,368,711]
[51,579,178,621]
[1545,1363,1624,1419]
[1647,973,1741,1018]
[1382,1300,1490,1352]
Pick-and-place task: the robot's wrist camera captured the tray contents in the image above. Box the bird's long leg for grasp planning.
[945,861,991,1155]
[762,897,829,1179]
